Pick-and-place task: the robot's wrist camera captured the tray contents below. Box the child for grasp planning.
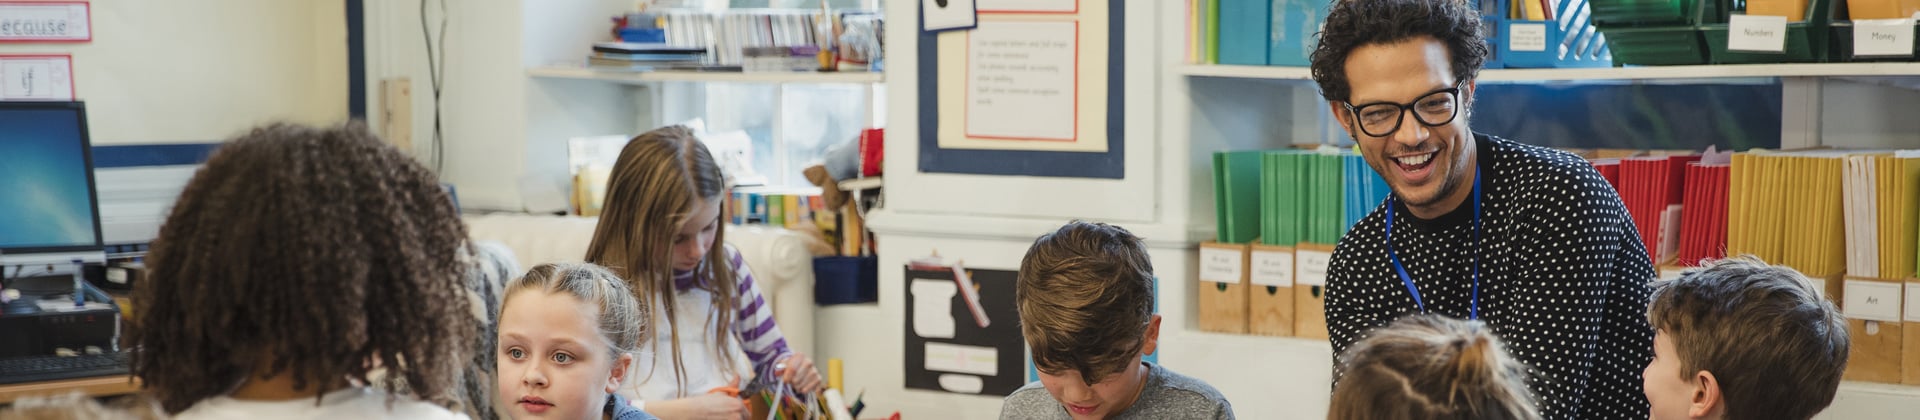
[1000,221,1235,420]
[1328,314,1539,420]
[583,125,821,418]
[131,123,477,419]
[463,241,521,420]
[1642,257,1849,420]
[497,262,656,420]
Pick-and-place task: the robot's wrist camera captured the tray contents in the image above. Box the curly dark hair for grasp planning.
[1016,221,1155,385]
[131,122,477,414]
[1309,0,1490,103]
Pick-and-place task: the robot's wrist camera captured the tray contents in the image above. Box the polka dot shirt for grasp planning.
[1325,134,1655,419]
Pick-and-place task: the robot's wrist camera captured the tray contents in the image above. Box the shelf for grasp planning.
[1177,63,1920,82]
[838,177,882,191]
[528,66,884,84]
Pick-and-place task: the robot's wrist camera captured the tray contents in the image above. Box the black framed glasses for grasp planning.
[1342,85,1463,138]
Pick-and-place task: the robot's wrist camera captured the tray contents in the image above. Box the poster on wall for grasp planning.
[977,0,1077,13]
[903,266,1024,396]
[0,55,74,100]
[0,2,90,42]
[917,0,1124,178]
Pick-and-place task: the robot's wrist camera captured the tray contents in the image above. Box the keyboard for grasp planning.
[0,352,130,385]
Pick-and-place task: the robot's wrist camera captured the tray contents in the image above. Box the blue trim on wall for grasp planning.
[916,0,1125,179]
[92,144,220,168]
[347,0,367,120]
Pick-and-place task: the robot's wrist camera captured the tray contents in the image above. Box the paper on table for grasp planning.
[911,279,958,339]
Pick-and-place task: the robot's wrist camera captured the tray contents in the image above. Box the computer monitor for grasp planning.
[0,101,104,267]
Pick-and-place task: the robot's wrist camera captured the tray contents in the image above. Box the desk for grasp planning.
[0,376,139,404]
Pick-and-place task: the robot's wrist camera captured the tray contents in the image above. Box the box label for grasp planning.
[1510,23,1548,52]
[1297,249,1332,287]
[1854,18,1916,57]
[1200,246,1243,284]
[1843,280,1902,322]
[1728,14,1789,53]
[1250,250,1294,287]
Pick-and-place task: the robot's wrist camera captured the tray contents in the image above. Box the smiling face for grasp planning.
[497,290,631,420]
[1331,35,1479,219]
[670,198,723,272]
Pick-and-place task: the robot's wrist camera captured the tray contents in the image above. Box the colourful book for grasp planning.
[1204,0,1221,64]
[768,194,786,227]
[784,195,802,229]
[1217,0,1271,65]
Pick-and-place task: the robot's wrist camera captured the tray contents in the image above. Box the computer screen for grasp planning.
[0,101,102,254]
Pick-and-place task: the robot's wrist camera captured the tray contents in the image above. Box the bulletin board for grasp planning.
[903,266,1025,396]
[917,0,1125,179]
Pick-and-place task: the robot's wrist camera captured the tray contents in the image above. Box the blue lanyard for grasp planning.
[1383,169,1483,320]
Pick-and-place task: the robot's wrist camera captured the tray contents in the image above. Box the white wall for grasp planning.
[364,0,642,212]
[0,0,348,144]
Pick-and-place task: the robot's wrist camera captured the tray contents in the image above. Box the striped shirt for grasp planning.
[671,245,792,369]
[622,245,792,401]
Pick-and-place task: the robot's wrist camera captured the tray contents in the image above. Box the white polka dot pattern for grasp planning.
[1325,135,1655,420]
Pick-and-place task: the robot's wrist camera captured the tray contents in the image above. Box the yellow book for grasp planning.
[1734,153,1753,256]
[1747,0,1810,21]
[1520,0,1549,20]
[840,202,864,257]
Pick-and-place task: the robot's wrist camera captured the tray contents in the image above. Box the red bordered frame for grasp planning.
[961,20,1080,142]
[0,1,91,43]
[977,0,1079,15]
[0,53,77,100]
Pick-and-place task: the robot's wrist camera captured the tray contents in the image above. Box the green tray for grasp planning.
[1606,25,1715,65]
[1700,0,1836,64]
[1592,0,1721,27]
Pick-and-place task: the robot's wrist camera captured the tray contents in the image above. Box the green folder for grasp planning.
[1263,151,1305,246]
[1213,151,1263,244]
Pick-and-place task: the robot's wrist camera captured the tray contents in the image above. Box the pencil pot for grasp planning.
[814,256,878,305]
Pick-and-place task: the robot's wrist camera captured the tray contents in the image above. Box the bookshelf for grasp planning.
[1166,3,1920,418]
[1177,63,1920,82]
[529,66,886,84]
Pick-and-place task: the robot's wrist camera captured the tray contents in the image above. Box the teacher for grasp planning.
[1308,0,1654,418]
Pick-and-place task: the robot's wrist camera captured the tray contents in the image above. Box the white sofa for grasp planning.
[463,213,817,358]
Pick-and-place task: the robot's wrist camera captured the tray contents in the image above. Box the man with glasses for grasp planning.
[1308,0,1654,418]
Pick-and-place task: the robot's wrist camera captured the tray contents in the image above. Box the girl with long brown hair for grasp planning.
[585,125,821,419]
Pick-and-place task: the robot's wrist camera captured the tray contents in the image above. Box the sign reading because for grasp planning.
[0,2,89,42]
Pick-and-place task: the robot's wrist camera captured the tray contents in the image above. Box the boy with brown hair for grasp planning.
[1642,257,1850,420]
[999,221,1234,420]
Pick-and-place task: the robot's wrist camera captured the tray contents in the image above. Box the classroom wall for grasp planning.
[0,0,347,144]
[0,0,347,246]
[363,0,642,212]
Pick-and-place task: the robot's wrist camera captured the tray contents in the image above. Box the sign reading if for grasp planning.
[0,2,90,42]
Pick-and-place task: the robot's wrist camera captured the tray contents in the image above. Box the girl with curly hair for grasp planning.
[131,123,478,419]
